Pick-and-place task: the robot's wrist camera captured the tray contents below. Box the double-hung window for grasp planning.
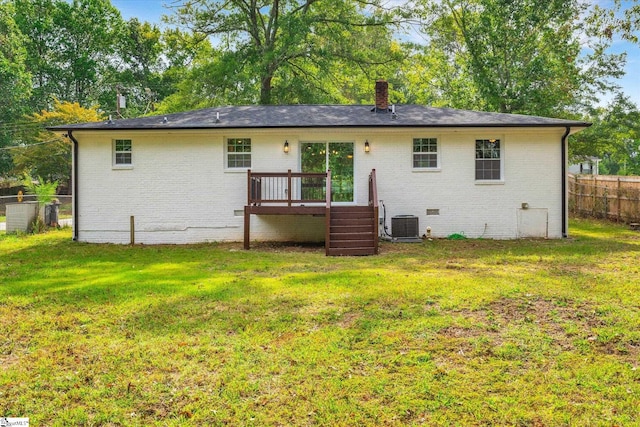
[227,138,251,168]
[113,139,132,166]
[413,137,439,169]
[475,139,501,180]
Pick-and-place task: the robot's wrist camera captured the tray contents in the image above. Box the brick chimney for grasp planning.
[375,80,389,112]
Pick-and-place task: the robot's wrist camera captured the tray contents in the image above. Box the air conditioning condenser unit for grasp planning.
[391,215,419,239]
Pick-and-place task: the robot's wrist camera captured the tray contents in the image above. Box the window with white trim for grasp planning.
[413,137,439,169]
[227,138,251,168]
[114,139,132,166]
[475,139,501,180]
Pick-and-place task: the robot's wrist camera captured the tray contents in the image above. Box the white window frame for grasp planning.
[412,137,441,171]
[225,137,252,170]
[474,138,504,183]
[112,139,133,169]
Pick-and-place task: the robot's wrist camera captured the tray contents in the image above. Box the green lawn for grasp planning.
[1,219,639,426]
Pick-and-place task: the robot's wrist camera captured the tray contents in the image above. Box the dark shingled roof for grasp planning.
[49,104,591,131]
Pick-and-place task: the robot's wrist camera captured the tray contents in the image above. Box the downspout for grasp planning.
[68,130,79,241]
[561,126,571,238]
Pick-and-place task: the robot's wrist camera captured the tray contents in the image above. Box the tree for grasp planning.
[394,38,480,109]
[571,95,640,176]
[13,0,126,109]
[97,18,167,116]
[14,0,172,116]
[154,45,259,113]
[11,100,103,188]
[165,0,403,105]
[54,0,125,105]
[12,0,57,111]
[148,28,217,114]
[0,1,31,177]
[416,0,627,116]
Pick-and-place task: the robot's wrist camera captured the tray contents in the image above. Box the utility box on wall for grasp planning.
[517,208,548,238]
[5,202,38,233]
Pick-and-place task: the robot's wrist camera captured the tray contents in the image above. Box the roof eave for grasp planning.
[48,122,592,132]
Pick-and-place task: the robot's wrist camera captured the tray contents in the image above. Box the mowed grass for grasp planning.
[1,219,639,426]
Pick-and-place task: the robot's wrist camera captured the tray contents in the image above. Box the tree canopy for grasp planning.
[11,100,103,188]
[571,95,640,176]
[164,0,404,106]
[0,1,31,175]
[415,0,627,116]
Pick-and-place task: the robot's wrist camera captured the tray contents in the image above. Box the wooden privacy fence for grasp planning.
[568,174,640,223]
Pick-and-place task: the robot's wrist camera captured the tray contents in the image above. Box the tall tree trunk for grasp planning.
[260,74,273,105]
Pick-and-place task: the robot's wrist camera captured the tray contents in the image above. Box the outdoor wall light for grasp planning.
[284,140,289,153]
[364,140,370,153]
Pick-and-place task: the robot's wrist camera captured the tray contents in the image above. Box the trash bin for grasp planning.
[44,199,60,227]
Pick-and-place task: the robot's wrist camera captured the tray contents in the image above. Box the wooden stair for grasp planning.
[327,206,377,256]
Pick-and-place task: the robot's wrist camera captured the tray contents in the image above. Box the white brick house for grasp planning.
[52,82,590,252]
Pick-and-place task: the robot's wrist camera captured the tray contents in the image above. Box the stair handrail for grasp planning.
[369,169,379,254]
[247,169,253,205]
[325,169,332,255]
[369,169,378,209]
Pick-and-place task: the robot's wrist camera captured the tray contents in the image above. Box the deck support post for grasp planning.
[244,206,250,250]
[130,216,135,245]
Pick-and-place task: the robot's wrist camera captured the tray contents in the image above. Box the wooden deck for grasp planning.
[245,205,326,215]
[244,169,379,256]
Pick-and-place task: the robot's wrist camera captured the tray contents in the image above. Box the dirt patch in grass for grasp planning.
[337,311,361,328]
[240,241,326,253]
[436,296,640,362]
[438,326,475,339]
[0,353,21,371]
[241,240,437,254]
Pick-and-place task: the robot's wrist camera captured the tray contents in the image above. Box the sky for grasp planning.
[110,0,640,108]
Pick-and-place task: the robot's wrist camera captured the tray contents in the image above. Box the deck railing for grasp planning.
[246,169,378,254]
[247,169,329,206]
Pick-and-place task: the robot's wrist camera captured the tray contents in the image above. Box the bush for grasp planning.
[22,174,59,233]
[22,174,59,206]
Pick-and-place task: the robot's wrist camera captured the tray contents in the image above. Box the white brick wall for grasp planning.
[361,128,566,239]
[74,127,567,244]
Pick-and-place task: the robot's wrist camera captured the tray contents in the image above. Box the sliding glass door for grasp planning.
[301,142,354,202]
